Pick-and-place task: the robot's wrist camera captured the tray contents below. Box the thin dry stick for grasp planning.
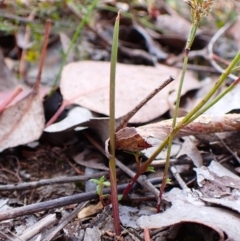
[215,134,240,165]
[143,229,151,241]
[0,171,111,191]
[42,202,88,241]
[116,76,175,132]
[0,182,144,222]
[0,165,22,182]
[0,11,36,24]
[170,166,188,190]
[45,100,69,127]
[207,21,237,81]
[13,214,57,241]
[0,231,15,241]
[33,19,51,92]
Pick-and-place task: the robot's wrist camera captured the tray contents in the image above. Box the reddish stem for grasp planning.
[45,100,69,127]
[0,86,23,113]
[34,19,51,92]
[144,229,151,241]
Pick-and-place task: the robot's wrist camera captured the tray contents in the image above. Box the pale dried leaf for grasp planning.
[0,87,49,107]
[194,162,240,213]
[208,160,240,179]
[119,205,140,229]
[44,106,93,133]
[177,136,203,167]
[137,188,240,241]
[79,117,120,143]
[78,202,103,220]
[115,127,152,152]
[142,137,181,159]
[206,83,240,115]
[60,61,199,123]
[0,91,45,152]
[73,149,109,171]
[83,227,101,241]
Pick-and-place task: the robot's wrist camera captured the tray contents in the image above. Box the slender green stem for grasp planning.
[49,0,98,95]
[186,76,240,124]
[171,23,199,131]
[109,11,121,236]
[179,51,240,126]
[186,23,199,50]
[137,51,240,186]
[158,23,199,206]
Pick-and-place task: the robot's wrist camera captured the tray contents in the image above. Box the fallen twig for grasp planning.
[42,202,88,241]
[0,171,112,191]
[13,214,57,241]
[0,181,156,222]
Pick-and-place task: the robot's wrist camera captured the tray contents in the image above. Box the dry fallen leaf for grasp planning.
[60,61,200,123]
[142,137,181,159]
[0,91,45,152]
[177,136,203,167]
[115,127,152,152]
[78,202,103,220]
[73,149,109,171]
[195,161,240,214]
[44,106,93,133]
[137,188,240,241]
[206,82,240,115]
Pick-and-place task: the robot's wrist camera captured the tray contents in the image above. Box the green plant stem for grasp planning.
[186,76,240,124]
[186,23,199,50]
[181,51,240,125]
[122,51,240,197]
[158,23,199,209]
[109,10,121,236]
[157,53,240,166]
[49,0,98,95]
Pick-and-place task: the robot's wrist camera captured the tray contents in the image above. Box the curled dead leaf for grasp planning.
[115,127,152,152]
[114,114,240,153]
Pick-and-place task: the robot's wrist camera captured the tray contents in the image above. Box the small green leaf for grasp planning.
[96,185,101,195]
[147,166,155,172]
[103,181,111,187]
[90,178,100,185]
[118,194,123,201]
[166,178,173,185]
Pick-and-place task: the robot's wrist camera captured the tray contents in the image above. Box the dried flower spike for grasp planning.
[184,0,214,23]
